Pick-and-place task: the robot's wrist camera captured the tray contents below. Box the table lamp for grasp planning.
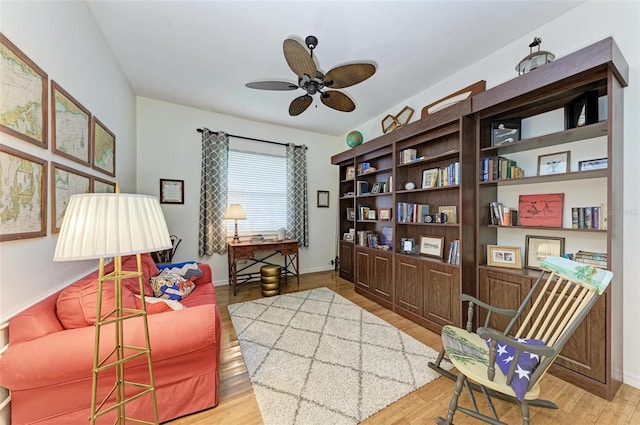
[53,191,172,425]
[224,204,246,242]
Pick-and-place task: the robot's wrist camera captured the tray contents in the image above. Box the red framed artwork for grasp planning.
[518,193,564,228]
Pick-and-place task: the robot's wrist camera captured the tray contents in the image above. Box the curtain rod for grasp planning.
[196,128,306,149]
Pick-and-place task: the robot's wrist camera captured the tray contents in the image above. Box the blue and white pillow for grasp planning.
[485,337,545,401]
[157,261,203,281]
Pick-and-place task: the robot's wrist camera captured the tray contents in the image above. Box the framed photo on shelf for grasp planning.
[518,193,564,227]
[579,157,607,171]
[0,145,47,241]
[421,167,439,188]
[525,235,565,270]
[367,209,376,220]
[160,179,184,204]
[52,81,91,166]
[400,238,418,254]
[487,245,522,269]
[538,151,570,176]
[438,205,457,224]
[346,208,355,220]
[491,119,521,146]
[51,162,91,233]
[345,166,355,180]
[92,116,116,177]
[419,235,445,259]
[0,34,48,148]
[378,208,391,221]
[343,232,354,242]
[317,190,329,208]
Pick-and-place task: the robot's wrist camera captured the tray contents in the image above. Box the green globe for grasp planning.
[346,130,364,148]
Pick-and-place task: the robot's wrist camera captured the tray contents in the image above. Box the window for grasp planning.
[227,149,287,237]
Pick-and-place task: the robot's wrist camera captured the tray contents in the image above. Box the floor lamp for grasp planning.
[54,192,172,425]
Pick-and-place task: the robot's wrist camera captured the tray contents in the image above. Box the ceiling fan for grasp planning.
[245,35,376,116]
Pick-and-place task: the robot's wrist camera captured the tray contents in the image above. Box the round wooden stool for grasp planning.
[260,264,281,296]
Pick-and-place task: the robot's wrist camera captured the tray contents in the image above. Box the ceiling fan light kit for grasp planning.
[246,35,376,116]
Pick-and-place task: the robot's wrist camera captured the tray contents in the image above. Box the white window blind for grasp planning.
[227,149,287,237]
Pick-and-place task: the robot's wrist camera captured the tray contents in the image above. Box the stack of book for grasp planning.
[488,202,518,226]
[397,202,430,223]
[480,156,524,182]
[399,148,417,164]
[571,204,607,229]
[438,162,461,186]
[573,250,607,268]
[446,240,460,265]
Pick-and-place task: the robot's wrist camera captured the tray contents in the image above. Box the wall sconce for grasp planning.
[516,37,555,75]
[224,204,246,242]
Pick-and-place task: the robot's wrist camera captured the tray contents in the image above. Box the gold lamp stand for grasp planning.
[90,254,158,425]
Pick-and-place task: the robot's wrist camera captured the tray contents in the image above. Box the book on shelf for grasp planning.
[397,202,430,223]
[446,240,460,265]
[571,206,604,229]
[356,230,379,248]
[573,250,607,268]
[399,148,417,164]
[357,162,371,174]
[488,202,518,226]
[356,180,369,195]
[480,156,524,182]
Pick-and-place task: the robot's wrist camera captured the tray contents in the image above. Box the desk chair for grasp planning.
[433,256,613,425]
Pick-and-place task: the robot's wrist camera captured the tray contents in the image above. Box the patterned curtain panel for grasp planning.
[286,144,309,247]
[198,129,229,256]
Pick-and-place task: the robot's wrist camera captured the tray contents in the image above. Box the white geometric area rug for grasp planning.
[228,287,449,425]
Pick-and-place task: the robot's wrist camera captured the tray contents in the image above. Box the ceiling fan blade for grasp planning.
[245,81,299,91]
[321,90,355,112]
[289,95,313,116]
[323,63,376,89]
[283,39,317,79]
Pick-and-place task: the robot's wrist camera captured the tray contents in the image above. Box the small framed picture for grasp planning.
[419,235,445,258]
[525,235,565,270]
[346,208,355,220]
[538,151,570,176]
[578,157,607,171]
[400,238,418,254]
[317,190,329,208]
[378,208,391,221]
[343,232,354,242]
[345,166,355,180]
[491,119,521,146]
[438,205,457,224]
[422,167,439,188]
[160,179,184,204]
[367,209,377,220]
[487,245,522,269]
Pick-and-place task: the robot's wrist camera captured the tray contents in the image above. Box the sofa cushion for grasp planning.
[149,269,196,301]
[56,275,137,329]
[157,261,203,281]
[117,253,159,296]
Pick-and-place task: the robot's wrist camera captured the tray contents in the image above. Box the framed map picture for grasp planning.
[51,162,91,233]
[0,34,48,148]
[51,81,91,166]
[92,116,116,177]
[0,144,47,241]
[92,176,116,193]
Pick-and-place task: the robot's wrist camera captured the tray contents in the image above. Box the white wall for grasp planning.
[346,1,640,388]
[0,1,137,322]
[136,97,339,284]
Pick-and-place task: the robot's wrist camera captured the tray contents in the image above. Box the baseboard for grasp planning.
[624,372,640,390]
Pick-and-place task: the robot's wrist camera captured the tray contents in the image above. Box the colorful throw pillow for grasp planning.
[485,337,546,401]
[156,261,203,281]
[149,269,196,301]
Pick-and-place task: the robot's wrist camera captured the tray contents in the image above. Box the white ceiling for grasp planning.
[87,0,583,136]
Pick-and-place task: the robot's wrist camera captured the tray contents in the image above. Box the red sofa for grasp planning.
[0,254,221,424]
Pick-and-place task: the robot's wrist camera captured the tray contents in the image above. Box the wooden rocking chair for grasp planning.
[434,256,613,425]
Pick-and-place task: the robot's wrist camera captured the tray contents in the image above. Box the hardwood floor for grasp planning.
[166,271,640,425]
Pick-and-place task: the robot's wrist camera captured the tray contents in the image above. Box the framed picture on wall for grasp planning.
[52,81,91,166]
[160,179,184,204]
[91,116,116,177]
[51,162,91,233]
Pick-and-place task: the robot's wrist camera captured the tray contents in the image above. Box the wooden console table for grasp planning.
[227,239,300,295]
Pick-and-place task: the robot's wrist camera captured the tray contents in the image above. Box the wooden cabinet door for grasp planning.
[478,268,534,332]
[371,251,393,301]
[422,262,460,327]
[355,249,371,291]
[339,241,354,281]
[395,256,422,315]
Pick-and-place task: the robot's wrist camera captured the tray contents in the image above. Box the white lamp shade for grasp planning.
[224,204,246,220]
[54,193,172,261]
